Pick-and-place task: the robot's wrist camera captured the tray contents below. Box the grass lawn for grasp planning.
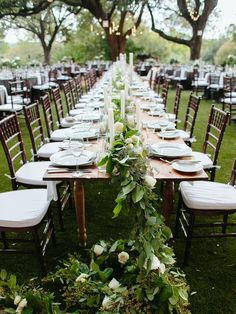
[0,88,235,314]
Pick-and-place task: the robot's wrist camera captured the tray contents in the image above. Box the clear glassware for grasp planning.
[70,137,84,177]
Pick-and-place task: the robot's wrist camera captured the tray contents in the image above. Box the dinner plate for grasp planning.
[172,161,203,173]
[50,150,96,167]
[149,110,165,117]
[150,143,192,158]
[69,127,99,139]
[159,130,180,139]
[145,121,176,130]
[78,113,101,121]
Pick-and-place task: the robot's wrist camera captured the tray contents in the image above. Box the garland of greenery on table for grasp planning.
[0,77,190,314]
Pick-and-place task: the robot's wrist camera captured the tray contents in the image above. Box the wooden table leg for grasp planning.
[163,180,175,225]
[74,181,87,246]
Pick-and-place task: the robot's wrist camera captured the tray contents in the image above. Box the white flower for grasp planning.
[127,143,134,149]
[76,273,89,282]
[114,122,124,133]
[16,298,27,313]
[134,146,143,155]
[131,135,140,144]
[125,137,132,144]
[151,255,161,270]
[108,278,120,290]
[159,263,166,274]
[118,251,129,264]
[14,295,21,305]
[94,244,104,256]
[144,175,156,189]
[102,295,113,309]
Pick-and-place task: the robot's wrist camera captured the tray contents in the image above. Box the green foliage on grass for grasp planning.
[0,88,235,313]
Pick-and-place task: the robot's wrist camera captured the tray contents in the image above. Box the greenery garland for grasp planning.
[0,71,190,314]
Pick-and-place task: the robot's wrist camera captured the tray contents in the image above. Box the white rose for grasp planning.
[151,255,161,270]
[14,295,21,305]
[16,298,27,313]
[108,278,120,290]
[127,143,134,149]
[76,273,89,282]
[125,138,132,144]
[94,244,104,256]
[118,251,129,264]
[102,295,113,310]
[131,135,140,144]
[114,122,124,133]
[144,175,156,189]
[159,263,166,274]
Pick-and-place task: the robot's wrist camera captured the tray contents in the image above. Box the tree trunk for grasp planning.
[42,46,51,65]
[106,33,127,61]
[189,33,202,60]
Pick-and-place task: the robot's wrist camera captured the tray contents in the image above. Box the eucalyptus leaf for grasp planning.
[122,181,136,195]
[132,185,145,203]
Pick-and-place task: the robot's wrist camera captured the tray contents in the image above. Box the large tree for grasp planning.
[61,0,147,60]
[3,3,78,64]
[148,0,218,60]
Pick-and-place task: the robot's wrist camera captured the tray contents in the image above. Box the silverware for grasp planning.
[160,158,201,165]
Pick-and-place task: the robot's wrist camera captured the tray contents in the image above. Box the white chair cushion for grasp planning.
[180,181,236,210]
[37,142,62,158]
[15,161,59,186]
[50,129,68,141]
[191,151,213,169]
[224,92,236,98]
[0,189,50,228]
[0,104,23,112]
[221,98,236,104]
[178,130,190,141]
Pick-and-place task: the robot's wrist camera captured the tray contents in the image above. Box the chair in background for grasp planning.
[69,79,80,107]
[51,87,66,128]
[175,158,236,265]
[178,94,201,146]
[172,84,183,128]
[23,102,63,160]
[191,105,229,181]
[0,188,55,274]
[221,76,236,125]
[62,81,75,115]
[160,79,169,110]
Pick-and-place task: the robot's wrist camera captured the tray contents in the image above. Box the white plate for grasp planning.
[69,128,99,139]
[159,130,180,139]
[145,121,176,130]
[79,113,101,121]
[150,143,192,158]
[50,150,95,167]
[149,110,165,117]
[172,161,203,173]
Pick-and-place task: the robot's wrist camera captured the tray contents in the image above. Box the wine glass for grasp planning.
[70,136,84,177]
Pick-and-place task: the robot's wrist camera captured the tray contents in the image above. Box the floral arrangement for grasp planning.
[0,66,190,313]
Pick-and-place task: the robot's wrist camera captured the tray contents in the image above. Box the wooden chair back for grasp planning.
[0,113,26,189]
[51,87,65,127]
[23,102,44,161]
[202,105,229,167]
[74,75,83,98]
[173,84,183,125]
[41,93,54,139]
[62,81,74,114]
[183,94,201,138]
[161,79,169,109]
[69,79,79,106]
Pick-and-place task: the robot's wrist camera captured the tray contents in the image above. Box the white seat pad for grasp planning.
[180,181,236,210]
[191,151,213,169]
[37,142,62,158]
[0,189,50,227]
[221,98,236,104]
[0,104,23,112]
[50,129,68,141]
[15,161,58,186]
[178,130,190,141]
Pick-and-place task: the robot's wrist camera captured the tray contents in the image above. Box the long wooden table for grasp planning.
[44,123,208,246]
